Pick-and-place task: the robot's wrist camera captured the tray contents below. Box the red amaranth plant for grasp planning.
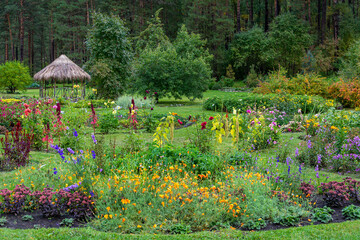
[90,102,98,134]
[0,122,34,170]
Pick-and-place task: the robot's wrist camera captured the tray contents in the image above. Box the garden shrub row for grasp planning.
[203,93,331,114]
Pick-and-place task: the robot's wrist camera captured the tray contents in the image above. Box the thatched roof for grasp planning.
[34,54,91,82]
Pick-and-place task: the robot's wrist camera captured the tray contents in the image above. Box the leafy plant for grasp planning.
[0,61,32,93]
[168,223,192,234]
[342,205,360,220]
[22,215,34,221]
[98,112,118,134]
[312,207,334,223]
[242,218,267,230]
[60,218,74,227]
[0,122,34,170]
[0,217,7,226]
[85,12,132,99]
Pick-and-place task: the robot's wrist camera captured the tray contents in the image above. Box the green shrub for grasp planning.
[0,61,32,93]
[98,112,119,134]
[116,95,154,109]
[203,93,329,114]
[72,99,107,108]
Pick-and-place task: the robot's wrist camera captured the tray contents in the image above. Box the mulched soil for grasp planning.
[0,210,85,229]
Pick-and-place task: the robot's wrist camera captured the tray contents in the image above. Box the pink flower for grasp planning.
[209,116,214,120]
[246,109,251,114]
[23,103,29,108]
[144,96,147,100]
[178,119,183,125]
[53,105,57,109]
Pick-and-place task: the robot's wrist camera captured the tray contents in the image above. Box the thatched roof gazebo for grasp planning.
[34,54,91,99]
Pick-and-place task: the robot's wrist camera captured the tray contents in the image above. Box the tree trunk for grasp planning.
[275,0,280,16]
[249,0,254,26]
[265,0,269,32]
[333,0,339,43]
[318,0,322,43]
[5,37,8,61]
[308,0,311,25]
[236,0,241,32]
[321,0,327,43]
[86,1,90,25]
[7,13,14,60]
[19,0,24,62]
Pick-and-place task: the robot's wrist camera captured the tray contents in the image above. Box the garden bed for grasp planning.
[0,210,84,229]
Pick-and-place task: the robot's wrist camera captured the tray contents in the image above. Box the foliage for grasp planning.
[320,178,360,207]
[242,218,267,230]
[85,12,132,99]
[329,79,360,108]
[0,123,34,170]
[0,61,32,93]
[22,215,34,221]
[342,205,360,220]
[254,70,329,98]
[246,65,260,88]
[203,93,330,115]
[134,23,212,100]
[116,95,154,109]
[268,13,312,74]
[0,217,7,226]
[339,40,360,79]
[98,112,118,134]
[60,218,74,227]
[312,207,334,224]
[274,206,309,226]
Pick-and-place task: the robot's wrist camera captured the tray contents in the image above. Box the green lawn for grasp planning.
[1,221,360,239]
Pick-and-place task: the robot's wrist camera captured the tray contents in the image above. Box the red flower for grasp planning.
[201,122,207,130]
[209,116,214,120]
[178,119,183,125]
[144,96,147,100]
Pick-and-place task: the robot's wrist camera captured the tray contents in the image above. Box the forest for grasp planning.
[1,0,359,80]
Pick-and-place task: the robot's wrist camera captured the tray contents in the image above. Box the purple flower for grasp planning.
[317,154,322,164]
[92,151,96,159]
[91,134,97,144]
[295,147,299,157]
[53,168,57,175]
[73,129,78,138]
[67,147,75,154]
[307,140,312,149]
[299,165,302,174]
[288,166,291,175]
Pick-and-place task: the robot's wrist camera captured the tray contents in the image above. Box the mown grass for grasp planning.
[1,220,360,239]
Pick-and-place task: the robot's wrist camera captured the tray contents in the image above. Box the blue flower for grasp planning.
[299,165,302,174]
[53,167,57,175]
[91,151,96,159]
[287,166,291,175]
